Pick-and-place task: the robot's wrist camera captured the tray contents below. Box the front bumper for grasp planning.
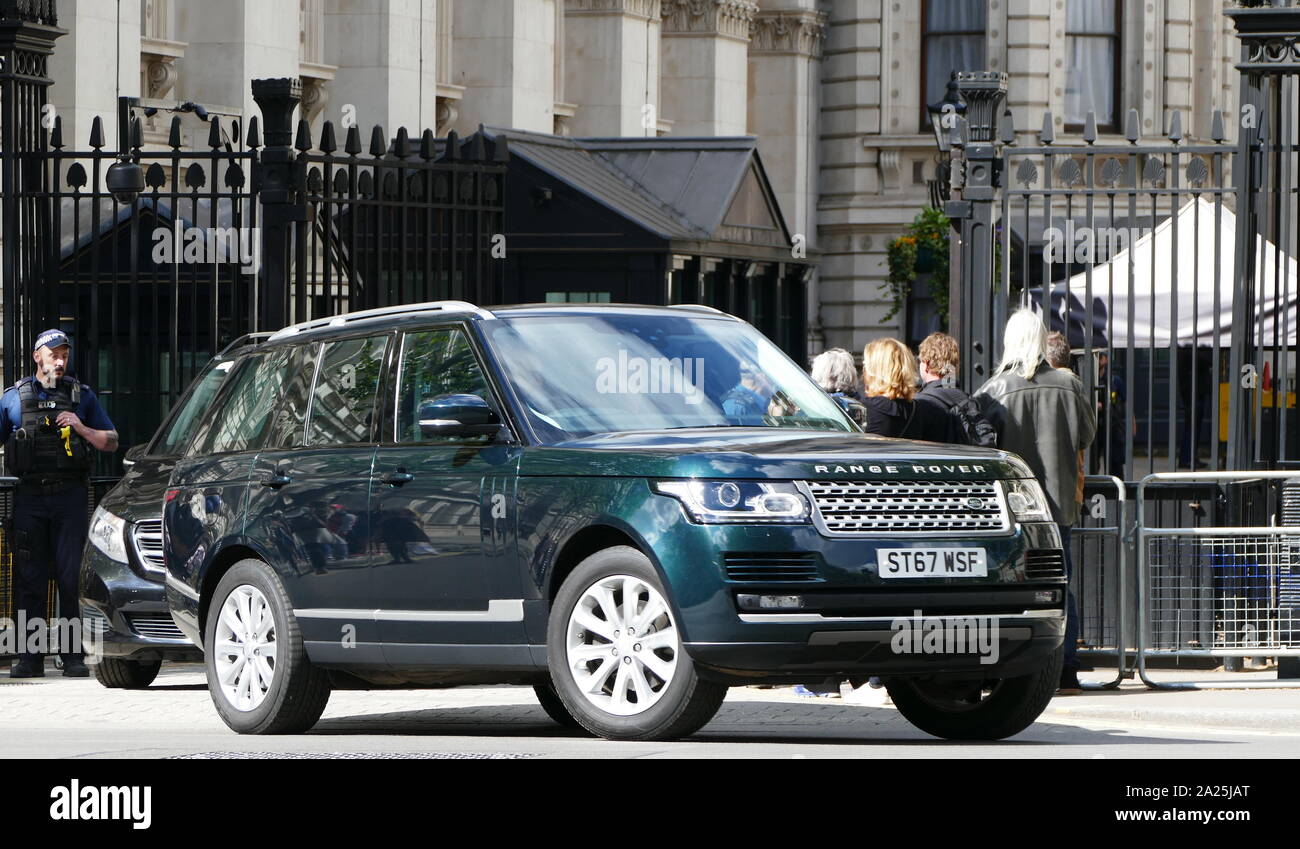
[642,503,1066,683]
[79,543,200,662]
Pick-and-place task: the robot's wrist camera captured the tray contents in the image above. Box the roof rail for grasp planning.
[217,331,275,356]
[268,301,495,342]
[667,304,734,317]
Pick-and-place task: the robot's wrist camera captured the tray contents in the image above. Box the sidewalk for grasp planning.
[1041,667,1300,732]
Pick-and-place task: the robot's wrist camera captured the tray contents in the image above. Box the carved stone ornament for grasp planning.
[661,0,758,40]
[749,10,828,57]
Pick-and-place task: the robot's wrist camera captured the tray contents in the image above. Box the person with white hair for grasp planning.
[809,348,868,427]
[974,310,1096,694]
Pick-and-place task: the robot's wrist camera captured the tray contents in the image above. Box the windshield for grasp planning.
[481,312,854,443]
[150,357,238,456]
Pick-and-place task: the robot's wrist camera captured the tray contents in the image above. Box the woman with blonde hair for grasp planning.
[860,337,935,438]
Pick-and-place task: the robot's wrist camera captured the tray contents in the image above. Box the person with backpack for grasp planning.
[913,332,998,447]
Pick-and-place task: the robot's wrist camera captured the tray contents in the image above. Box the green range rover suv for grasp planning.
[163,301,1066,741]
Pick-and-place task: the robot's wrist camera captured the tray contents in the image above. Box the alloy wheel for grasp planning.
[212,584,278,712]
[565,574,679,717]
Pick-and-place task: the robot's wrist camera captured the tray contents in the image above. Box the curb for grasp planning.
[1045,704,1300,731]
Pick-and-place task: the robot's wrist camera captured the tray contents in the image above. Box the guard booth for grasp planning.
[489,129,815,363]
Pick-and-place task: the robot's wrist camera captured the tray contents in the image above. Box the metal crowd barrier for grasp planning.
[1073,476,1132,690]
[1137,471,1300,690]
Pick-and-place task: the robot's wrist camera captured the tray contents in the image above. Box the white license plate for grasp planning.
[876,548,988,578]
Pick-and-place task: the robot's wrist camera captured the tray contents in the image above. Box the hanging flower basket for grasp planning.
[882,207,951,328]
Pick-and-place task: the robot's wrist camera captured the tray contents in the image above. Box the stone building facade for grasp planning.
[44,0,1244,360]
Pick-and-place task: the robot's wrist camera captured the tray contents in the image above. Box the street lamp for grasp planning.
[926,75,966,208]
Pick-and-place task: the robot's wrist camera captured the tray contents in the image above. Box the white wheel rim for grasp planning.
[565,574,679,717]
[213,584,278,712]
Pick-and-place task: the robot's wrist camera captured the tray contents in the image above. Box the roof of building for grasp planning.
[483,128,791,248]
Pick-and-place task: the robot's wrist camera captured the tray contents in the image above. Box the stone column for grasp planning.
[748,7,825,252]
[173,0,299,127]
[659,0,756,136]
[46,0,140,151]
[324,0,438,135]
[564,0,661,137]
[447,0,555,135]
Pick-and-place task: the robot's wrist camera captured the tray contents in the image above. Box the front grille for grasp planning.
[723,552,821,582]
[804,480,1008,535]
[131,519,165,575]
[1024,549,1065,579]
[125,612,186,641]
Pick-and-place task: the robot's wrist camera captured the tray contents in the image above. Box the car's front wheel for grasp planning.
[547,546,727,741]
[886,645,1064,740]
[204,559,331,734]
[93,657,162,689]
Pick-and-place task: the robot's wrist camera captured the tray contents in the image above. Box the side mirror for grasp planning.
[123,444,148,468]
[418,394,502,439]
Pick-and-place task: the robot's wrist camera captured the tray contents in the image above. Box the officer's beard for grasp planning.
[37,366,61,390]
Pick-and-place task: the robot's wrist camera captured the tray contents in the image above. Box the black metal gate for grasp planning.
[0,6,506,463]
[942,0,1299,486]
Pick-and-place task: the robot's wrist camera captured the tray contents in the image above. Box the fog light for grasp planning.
[737,593,805,611]
[1033,590,1061,604]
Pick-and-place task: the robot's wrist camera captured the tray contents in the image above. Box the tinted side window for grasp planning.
[266,343,319,449]
[396,327,493,444]
[153,358,237,456]
[192,348,291,455]
[307,335,388,445]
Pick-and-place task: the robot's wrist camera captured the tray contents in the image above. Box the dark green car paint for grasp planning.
[165,304,1066,688]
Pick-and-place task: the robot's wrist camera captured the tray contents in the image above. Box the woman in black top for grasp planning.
[860,337,937,439]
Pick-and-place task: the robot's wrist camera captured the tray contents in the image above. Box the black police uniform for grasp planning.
[2,375,103,668]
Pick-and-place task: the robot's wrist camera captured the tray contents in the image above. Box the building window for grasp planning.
[1065,0,1121,130]
[921,0,987,129]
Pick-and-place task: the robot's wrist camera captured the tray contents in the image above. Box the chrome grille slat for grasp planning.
[804,479,1009,535]
[132,519,165,574]
[124,612,186,640]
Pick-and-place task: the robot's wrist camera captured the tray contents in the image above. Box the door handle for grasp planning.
[384,471,415,487]
[261,472,292,489]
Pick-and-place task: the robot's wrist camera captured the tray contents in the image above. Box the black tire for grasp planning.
[546,546,727,741]
[886,645,1064,741]
[93,657,162,689]
[204,559,331,734]
[532,682,591,732]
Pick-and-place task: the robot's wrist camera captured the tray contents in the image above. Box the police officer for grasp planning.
[2,330,117,678]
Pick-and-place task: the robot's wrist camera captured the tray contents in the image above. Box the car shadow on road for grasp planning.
[309,699,1236,748]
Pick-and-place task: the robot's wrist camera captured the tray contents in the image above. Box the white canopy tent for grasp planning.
[1031,198,1299,347]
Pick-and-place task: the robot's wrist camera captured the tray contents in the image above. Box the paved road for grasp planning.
[3,664,1299,758]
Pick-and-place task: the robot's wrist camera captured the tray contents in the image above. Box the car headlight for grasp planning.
[654,480,811,524]
[89,505,129,563]
[1002,478,1052,523]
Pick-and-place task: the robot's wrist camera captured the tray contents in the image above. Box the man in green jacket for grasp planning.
[975,312,1097,694]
